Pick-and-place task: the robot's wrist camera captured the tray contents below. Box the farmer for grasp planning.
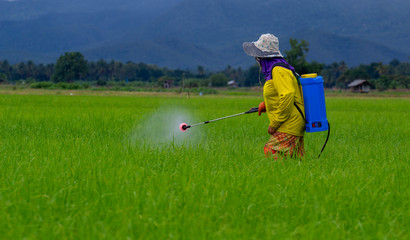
[243,33,305,159]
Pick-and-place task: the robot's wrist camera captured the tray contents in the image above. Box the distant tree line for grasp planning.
[0,39,409,90]
[320,60,410,90]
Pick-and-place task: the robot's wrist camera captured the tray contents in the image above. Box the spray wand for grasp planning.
[179,107,258,132]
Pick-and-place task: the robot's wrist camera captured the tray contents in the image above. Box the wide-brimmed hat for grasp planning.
[243,33,283,58]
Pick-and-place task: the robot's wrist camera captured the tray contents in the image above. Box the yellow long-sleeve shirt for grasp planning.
[263,66,305,136]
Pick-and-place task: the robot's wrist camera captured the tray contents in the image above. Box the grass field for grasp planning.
[0,91,409,239]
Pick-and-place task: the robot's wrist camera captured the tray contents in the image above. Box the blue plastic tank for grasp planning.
[300,74,329,132]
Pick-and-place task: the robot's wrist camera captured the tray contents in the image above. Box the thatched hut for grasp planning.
[348,80,372,93]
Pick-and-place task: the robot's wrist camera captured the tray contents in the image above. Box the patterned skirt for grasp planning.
[264,132,305,159]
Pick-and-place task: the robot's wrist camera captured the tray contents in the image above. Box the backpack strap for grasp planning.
[293,102,306,122]
[272,62,306,123]
[271,62,301,85]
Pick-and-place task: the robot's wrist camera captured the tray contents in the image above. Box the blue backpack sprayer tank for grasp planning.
[300,74,329,132]
[300,73,330,157]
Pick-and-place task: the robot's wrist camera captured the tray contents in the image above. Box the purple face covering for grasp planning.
[259,58,295,81]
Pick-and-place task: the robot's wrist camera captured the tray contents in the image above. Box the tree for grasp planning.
[95,59,108,80]
[320,61,348,88]
[375,62,388,76]
[197,65,205,78]
[136,63,151,81]
[284,38,309,73]
[375,75,389,91]
[389,59,400,67]
[52,52,87,82]
[284,38,324,75]
[26,60,35,79]
[243,64,261,87]
[208,73,228,87]
[0,73,7,83]
[123,62,137,81]
[16,62,26,80]
[337,67,370,88]
[0,60,11,82]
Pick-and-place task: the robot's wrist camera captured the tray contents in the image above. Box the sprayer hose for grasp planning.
[318,122,330,158]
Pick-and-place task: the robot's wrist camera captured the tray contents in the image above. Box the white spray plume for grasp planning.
[129,106,204,148]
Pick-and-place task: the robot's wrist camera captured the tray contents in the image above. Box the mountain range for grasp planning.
[1,0,409,70]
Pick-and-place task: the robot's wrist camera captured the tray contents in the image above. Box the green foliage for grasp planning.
[306,60,325,74]
[96,79,107,86]
[30,81,54,89]
[222,65,245,85]
[30,81,89,90]
[284,38,309,72]
[55,82,83,90]
[182,78,208,88]
[390,75,410,89]
[208,73,228,87]
[244,65,260,87]
[284,38,324,75]
[320,61,349,88]
[327,60,410,89]
[21,77,37,84]
[393,62,410,76]
[81,82,90,89]
[52,52,87,82]
[337,67,371,88]
[0,73,7,83]
[196,65,206,78]
[375,75,390,91]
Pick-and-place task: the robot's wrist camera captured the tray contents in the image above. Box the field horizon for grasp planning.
[0,87,409,98]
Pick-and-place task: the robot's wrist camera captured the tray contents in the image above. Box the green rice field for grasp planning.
[0,91,409,239]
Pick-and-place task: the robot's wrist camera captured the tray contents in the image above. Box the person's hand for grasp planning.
[268,126,276,135]
[258,101,266,116]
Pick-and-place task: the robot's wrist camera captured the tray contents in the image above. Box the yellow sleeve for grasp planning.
[269,68,295,129]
